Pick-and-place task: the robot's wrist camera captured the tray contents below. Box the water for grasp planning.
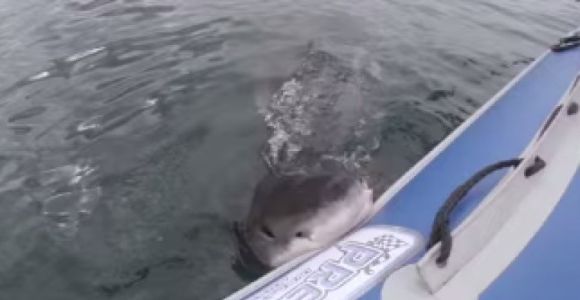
[0,0,577,299]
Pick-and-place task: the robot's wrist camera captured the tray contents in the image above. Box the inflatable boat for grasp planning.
[226,28,580,300]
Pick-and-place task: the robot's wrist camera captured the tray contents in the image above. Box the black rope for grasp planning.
[551,35,580,52]
[538,105,562,139]
[426,158,523,266]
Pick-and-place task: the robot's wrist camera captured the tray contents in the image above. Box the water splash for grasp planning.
[25,162,101,238]
[72,98,158,139]
[259,49,381,175]
[262,78,312,165]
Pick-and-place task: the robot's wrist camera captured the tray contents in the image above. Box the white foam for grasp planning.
[28,71,50,81]
[77,119,101,132]
[65,46,106,63]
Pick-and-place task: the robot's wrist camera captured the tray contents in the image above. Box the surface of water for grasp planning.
[0,0,578,299]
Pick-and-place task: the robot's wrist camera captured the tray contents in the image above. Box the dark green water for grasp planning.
[0,0,578,299]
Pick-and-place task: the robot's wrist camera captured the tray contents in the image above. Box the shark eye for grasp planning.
[261,225,275,239]
[295,231,306,238]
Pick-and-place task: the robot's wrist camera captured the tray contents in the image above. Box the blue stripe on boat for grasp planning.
[361,47,580,299]
[481,166,580,299]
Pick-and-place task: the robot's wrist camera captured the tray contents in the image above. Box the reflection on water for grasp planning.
[0,0,578,299]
